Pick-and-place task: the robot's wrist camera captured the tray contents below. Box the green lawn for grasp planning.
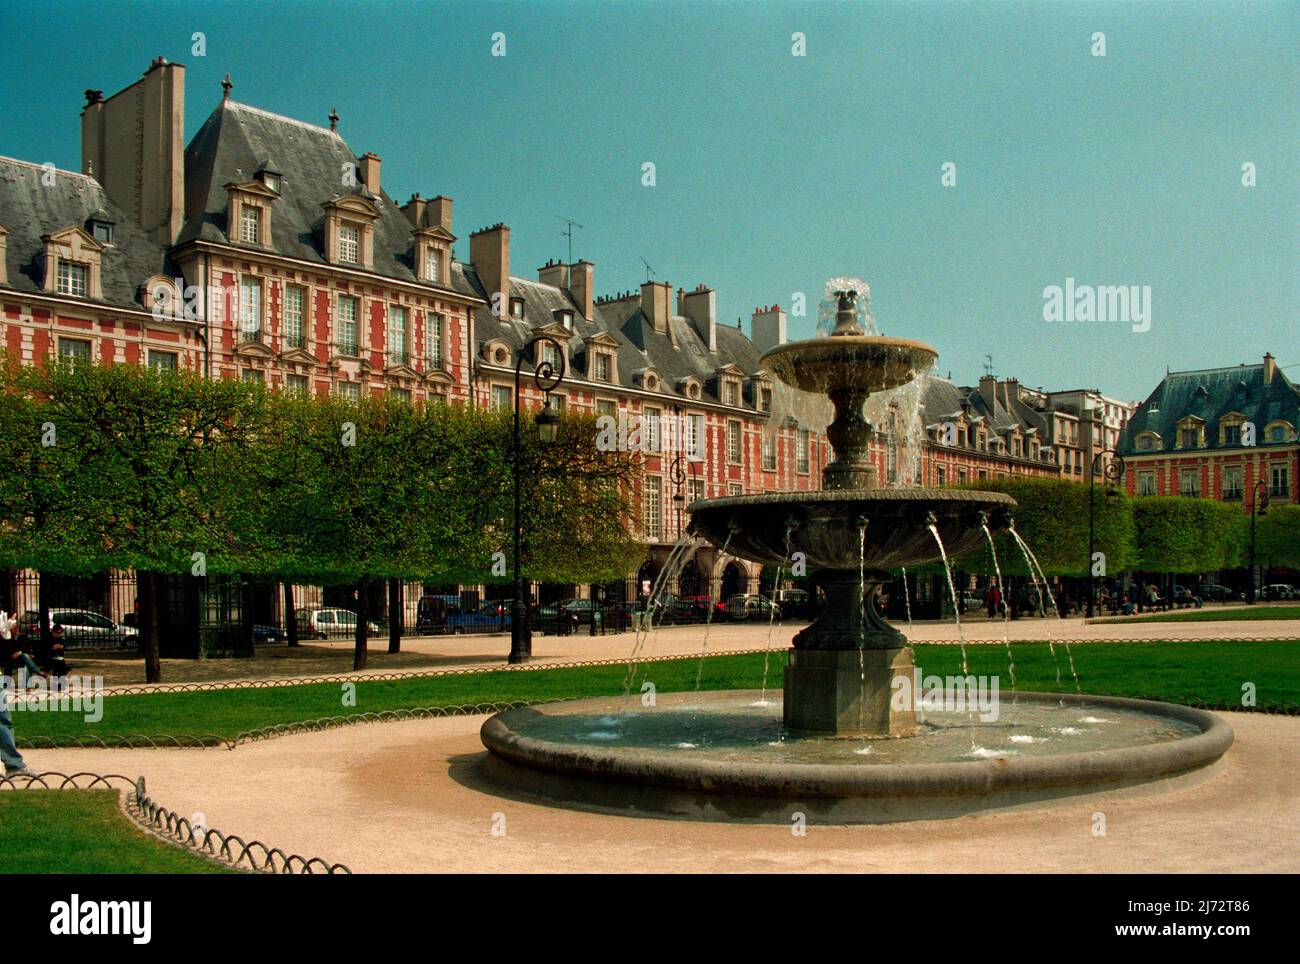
[0,790,232,873]
[14,640,1299,747]
[1104,605,1300,624]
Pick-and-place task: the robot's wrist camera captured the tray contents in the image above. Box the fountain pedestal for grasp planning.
[784,647,920,737]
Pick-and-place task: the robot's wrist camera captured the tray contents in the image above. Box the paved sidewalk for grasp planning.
[23,711,1299,873]
[57,611,1300,692]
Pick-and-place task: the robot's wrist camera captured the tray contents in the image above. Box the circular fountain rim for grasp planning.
[686,488,1016,514]
[758,333,940,366]
[481,691,1232,809]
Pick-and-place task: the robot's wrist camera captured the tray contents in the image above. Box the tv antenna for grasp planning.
[556,215,583,263]
[641,257,655,283]
[983,354,994,377]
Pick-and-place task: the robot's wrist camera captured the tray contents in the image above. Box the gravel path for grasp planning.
[23,711,1298,873]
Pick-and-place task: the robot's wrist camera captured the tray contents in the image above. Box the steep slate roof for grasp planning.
[464,269,768,407]
[178,100,480,300]
[0,156,168,308]
[1119,362,1300,453]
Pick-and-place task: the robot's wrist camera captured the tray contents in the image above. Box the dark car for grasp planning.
[253,624,286,642]
[670,595,724,623]
[1199,585,1240,603]
[557,598,603,627]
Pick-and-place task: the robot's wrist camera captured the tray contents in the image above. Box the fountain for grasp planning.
[480,285,1233,823]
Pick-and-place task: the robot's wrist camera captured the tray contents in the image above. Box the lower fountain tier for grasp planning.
[686,488,1016,571]
[785,646,921,737]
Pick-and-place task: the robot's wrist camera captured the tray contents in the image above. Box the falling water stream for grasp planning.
[928,521,978,749]
[758,523,796,705]
[981,522,1017,697]
[691,530,734,695]
[900,566,913,631]
[1008,523,1082,700]
[622,532,697,700]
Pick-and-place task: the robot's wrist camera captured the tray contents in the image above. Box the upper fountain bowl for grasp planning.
[760,335,938,395]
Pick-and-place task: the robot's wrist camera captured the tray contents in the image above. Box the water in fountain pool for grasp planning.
[508,693,1202,767]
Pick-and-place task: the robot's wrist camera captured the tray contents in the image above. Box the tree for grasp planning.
[1132,497,1246,575]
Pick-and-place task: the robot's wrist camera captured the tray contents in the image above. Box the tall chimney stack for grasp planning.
[641,281,674,342]
[470,224,511,316]
[570,260,594,320]
[1264,352,1276,385]
[750,305,787,353]
[538,259,569,290]
[682,285,717,352]
[81,57,185,244]
[359,152,381,196]
[428,195,452,233]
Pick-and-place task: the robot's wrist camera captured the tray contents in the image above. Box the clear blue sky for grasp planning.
[1,0,1295,400]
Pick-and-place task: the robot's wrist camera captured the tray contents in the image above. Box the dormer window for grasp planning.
[339,224,360,264]
[424,248,441,282]
[724,381,739,406]
[594,353,611,382]
[56,261,89,297]
[510,298,525,320]
[558,309,574,330]
[91,221,113,245]
[262,173,281,194]
[240,206,262,245]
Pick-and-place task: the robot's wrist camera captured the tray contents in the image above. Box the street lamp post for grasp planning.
[1087,448,1125,618]
[509,335,565,665]
[1248,480,1269,605]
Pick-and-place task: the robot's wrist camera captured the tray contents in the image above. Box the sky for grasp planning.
[0,0,1295,402]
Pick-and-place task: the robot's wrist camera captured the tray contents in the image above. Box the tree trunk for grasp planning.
[284,582,298,647]
[37,570,53,655]
[387,577,402,654]
[140,571,162,683]
[353,576,368,671]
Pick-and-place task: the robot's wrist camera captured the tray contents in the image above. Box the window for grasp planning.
[58,338,91,363]
[685,414,703,459]
[728,483,743,497]
[1270,425,1287,443]
[1179,427,1200,449]
[240,205,261,244]
[958,468,967,483]
[56,261,88,297]
[727,419,742,464]
[596,398,617,418]
[594,353,611,382]
[759,388,772,413]
[937,466,947,487]
[390,387,411,403]
[724,381,739,406]
[762,432,776,471]
[387,306,409,365]
[426,312,443,369]
[337,381,360,400]
[688,478,705,504]
[285,373,308,396]
[92,222,113,244]
[1138,471,1156,496]
[242,368,263,384]
[338,224,360,264]
[337,296,359,355]
[239,277,262,339]
[540,341,562,373]
[548,395,566,414]
[644,476,662,541]
[1272,465,1290,499]
[510,298,525,320]
[491,385,512,410]
[284,286,305,348]
[1179,468,1200,497]
[1222,422,1242,447]
[1222,466,1243,501]
[796,429,810,474]
[148,350,177,371]
[645,407,661,453]
[424,248,441,283]
[262,173,281,194]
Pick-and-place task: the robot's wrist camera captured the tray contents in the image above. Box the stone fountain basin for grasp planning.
[687,488,1016,571]
[760,335,939,394]
[479,691,1234,824]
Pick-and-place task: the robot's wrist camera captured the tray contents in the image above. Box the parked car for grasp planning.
[669,595,725,623]
[293,607,381,639]
[726,594,781,622]
[768,589,811,619]
[1199,585,1240,603]
[416,594,510,634]
[253,624,286,642]
[557,598,604,627]
[1263,584,1298,601]
[20,608,138,649]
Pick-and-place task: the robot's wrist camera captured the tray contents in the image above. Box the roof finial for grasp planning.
[329,107,339,132]
[221,74,233,101]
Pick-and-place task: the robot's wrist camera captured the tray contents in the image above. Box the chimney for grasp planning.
[401,193,427,228]
[82,57,185,244]
[570,260,594,320]
[641,281,672,335]
[978,374,997,412]
[470,224,511,315]
[429,195,452,233]
[538,259,569,290]
[751,304,787,353]
[1263,352,1276,385]
[359,152,381,196]
[0,225,8,286]
[682,284,717,352]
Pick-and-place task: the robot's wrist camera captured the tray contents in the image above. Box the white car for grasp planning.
[21,608,138,649]
[293,607,382,639]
